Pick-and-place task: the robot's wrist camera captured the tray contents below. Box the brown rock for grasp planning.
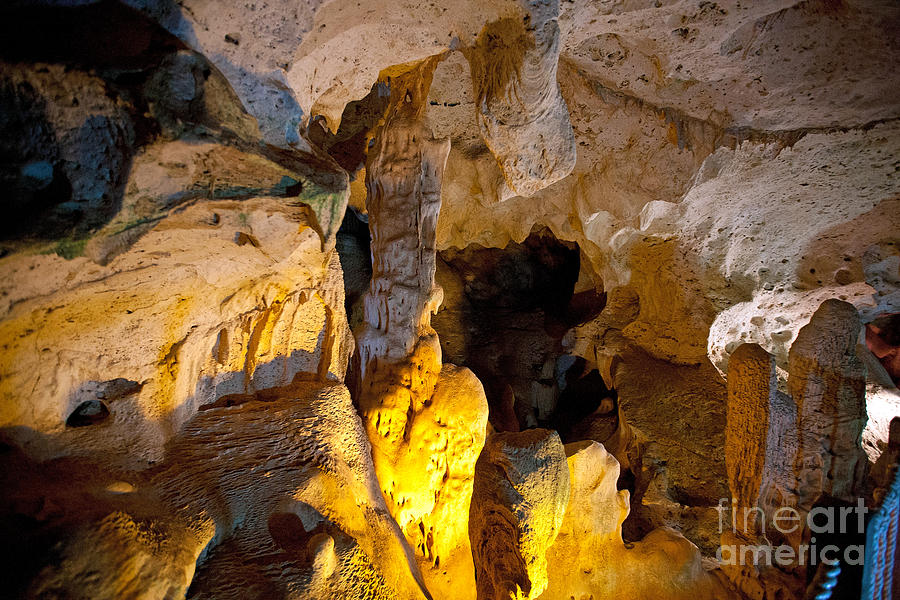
[726,343,796,534]
[788,299,868,510]
[469,429,569,600]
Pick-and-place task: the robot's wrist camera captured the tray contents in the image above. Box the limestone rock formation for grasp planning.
[430,0,900,386]
[351,57,490,600]
[155,383,429,600]
[355,57,449,373]
[788,299,868,510]
[0,62,134,242]
[720,302,871,598]
[1,1,898,598]
[2,383,431,600]
[541,441,733,600]
[614,348,730,554]
[464,0,576,198]
[0,5,356,467]
[469,429,570,600]
[0,198,353,465]
[722,343,798,599]
[726,344,795,528]
[84,137,350,265]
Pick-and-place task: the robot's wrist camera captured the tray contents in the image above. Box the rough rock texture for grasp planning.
[0,2,351,258]
[722,343,798,599]
[355,58,448,373]
[121,0,580,207]
[694,132,900,375]
[0,199,353,465]
[788,299,868,510]
[559,0,900,130]
[564,287,729,555]
[428,1,900,393]
[1,1,898,598]
[351,58,490,600]
[0,5,355,468]
[368,364,488,600]
[2,383,431,600]
[0,62,134,242]
[718,302,872,598]
[84,137,350,265]
[616,349,730,554]
[119,0,900,417]
[159,383,429,600]
[464,0,575,198]
[541,441,734,600]
[603,124,900,371]
[726,344,794,527]
[124,0,517,145]
[469,429,570,600]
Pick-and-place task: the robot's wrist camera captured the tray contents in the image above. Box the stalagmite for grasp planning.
[0,2,896,598]
[469,429,570,600]
[726,343,797,529]
[789,299,868,510]
[723,343,798,598]
[354,57,489,600]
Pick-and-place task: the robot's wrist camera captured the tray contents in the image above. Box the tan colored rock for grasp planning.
[84,137,350,265]
[469,429,570,600]
[27,510,209,600]
[614,347,730,555]
[435,57,707,258]
[127,0,900,149]
[540,441,734,600]
[788,299,868,510]
[603,125,900,368]
[0,198,353,465]
[356,58,449,371]
[722,343,799,599]
[559,0,900,131]
[463,0,575,198]
[562,287,726,554]
[127,0,525,145]
[6,383,431,600]
[382,364,488,600]
[431,3,900,380]
[726,344,796,529]
[354,58,450,497]
[3,3,898,599]
[155,383,430,600]
[693,129,900,376]
[352,58,490,599]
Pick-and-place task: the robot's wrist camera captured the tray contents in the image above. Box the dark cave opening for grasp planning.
[432,227,608,433]
[336,220,612,435]
[335,207,372,327]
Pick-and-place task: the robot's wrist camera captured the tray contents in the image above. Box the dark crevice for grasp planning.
[335,207,372,325]
[66,400,110,427]
[432,227,607,432]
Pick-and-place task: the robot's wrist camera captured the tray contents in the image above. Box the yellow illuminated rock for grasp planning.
[541,441,735,600]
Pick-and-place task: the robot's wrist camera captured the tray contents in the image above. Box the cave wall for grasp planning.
[0,0,898,599]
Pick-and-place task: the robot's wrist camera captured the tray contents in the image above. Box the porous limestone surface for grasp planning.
[0,199,352,466]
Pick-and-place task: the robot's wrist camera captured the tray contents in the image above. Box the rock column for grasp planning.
[789,299,868,509]
[355,57,489,600]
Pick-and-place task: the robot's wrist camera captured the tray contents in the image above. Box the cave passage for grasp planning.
[337,222,613,434]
